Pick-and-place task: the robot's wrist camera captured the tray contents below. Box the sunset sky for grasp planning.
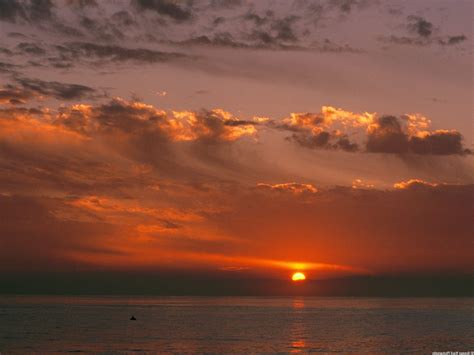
[0,0,472,284]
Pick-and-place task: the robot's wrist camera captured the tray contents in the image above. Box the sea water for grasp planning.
[0,296,472,353]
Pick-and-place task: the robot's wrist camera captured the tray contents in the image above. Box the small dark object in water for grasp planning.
[130,316,136,320]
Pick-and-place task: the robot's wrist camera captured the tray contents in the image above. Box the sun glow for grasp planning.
[292,272,306,281]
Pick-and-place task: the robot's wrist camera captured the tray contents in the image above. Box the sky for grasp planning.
[0,0,472,284]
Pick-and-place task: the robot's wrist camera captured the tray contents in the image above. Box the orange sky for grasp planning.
[0,0,472,280]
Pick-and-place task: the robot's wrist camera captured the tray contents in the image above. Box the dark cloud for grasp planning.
[111,10,136,27]
[12,77,100,101]
[66,0,98,8]
[54,42,189,65]
[271,16,300,42]
[0,61,18,75]
[79,16,124,41]
[407,16,433,38]
[17,42,47,55]
[289,131,359,152]
[27,0,54,21]
[366,116,470,155]
[243,12,267,26]
[0,87,33,105]
[329,0,361,13]
[0,0,26,22]
[380,35,428,47]
[439,35,467,46]
[0,0,54,23]
[382,16,467,48]
[313,38,364,53]
[134,0,192,21]
[7,32,28,38]
[273,111,469,156]
[180,33,247,48]
[0,1,378,53]
[210,0,243,9]
[335,136,359,152]
[409,131,468,155]
[0,48,13,56]
[366,115,409,153]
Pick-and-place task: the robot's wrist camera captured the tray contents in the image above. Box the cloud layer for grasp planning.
[0,1,472,278]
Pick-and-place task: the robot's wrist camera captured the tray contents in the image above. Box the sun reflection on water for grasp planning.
[289,298,306,353]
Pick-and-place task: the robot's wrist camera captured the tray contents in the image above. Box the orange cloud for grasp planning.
[351,179,376,189]
[257,182,318,194]
[393,179,439,189]
[279,106,469,155]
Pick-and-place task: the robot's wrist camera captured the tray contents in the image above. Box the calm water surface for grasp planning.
[0,296,472,353]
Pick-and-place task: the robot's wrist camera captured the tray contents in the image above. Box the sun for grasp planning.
[292,272,306,281]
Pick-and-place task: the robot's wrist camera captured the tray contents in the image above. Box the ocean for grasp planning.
[0,296,472,353]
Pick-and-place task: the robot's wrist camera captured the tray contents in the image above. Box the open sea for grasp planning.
[0,296,472,353]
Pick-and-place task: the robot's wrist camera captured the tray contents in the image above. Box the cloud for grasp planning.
[0,87,32,105]
[328,0,374,14]
[351,178,375,189]
[275,106,470,155]
[52,99,257,143]
[0,194,129,270]
[53,42,189,65]
[10,77,100,101]
[256,182,318,194]
[393,179,438,190]
[381,16,468,47]
[407,16,433,38]
[367,116,470,155]
[0,0,372,53]
[439,35,467,46]
[0,0,25,22]
[0,76,101,105]
[0,94,472,275]
[133,0,192,21]
[0,0,54,23]
[16,42,46,55]
[271,16,299,42]
[210,183,474,274]
[288,131,359,152]
[209,0,243,9]
[0,98,262,202]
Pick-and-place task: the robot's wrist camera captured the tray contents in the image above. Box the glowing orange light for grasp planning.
[292,272,306,281]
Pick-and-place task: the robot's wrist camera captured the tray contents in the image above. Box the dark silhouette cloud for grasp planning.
[271,16,300,42]
[13,77,99,101]
[134,0,192,21]
[52,42,190,66]
[407,16,433,38]
[366,115,409,153]
[0,0,54,23]
[0,62,18,74]
[210,0,243,9]
[180,33,247,48]
[289,131,359,152]
[409,131,467,155]
[367,116,470,155]
[439,35,467,46]
[0,0,25,22]
[273,110,469,155]
[0,76,101,105]
[328,0,376,14]
[381,15,468,48]
[0,0,377,52]
[66,0,98,8]
[16,42,47,55]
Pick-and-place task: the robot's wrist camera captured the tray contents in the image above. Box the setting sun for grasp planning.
[292,272,306,281]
